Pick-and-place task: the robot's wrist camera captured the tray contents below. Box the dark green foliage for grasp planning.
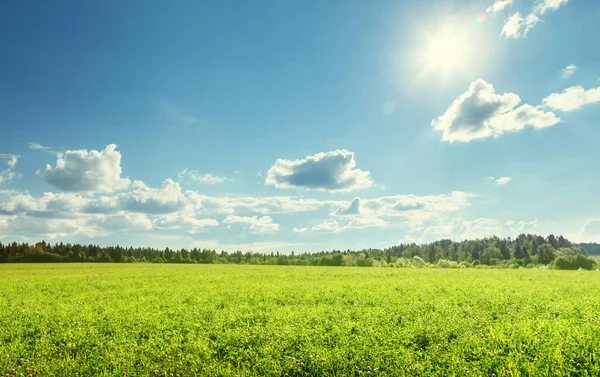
[553,255,597,270]
[578,242,600,255]
[0,234,596,268]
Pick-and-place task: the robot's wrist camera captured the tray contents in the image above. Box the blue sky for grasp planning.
[1,0,599,253]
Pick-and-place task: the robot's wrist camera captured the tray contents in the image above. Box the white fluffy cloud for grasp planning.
[293,227,308,233]
[178,169,230,184]
[542,86,600,112]
[501,0,568,39]
[265,150,373,192]
[432,80,560,142]
[43,144,130,193]
[223,215,280,234]
[0,154,19,185]
[122,179,187,214]
[487,0,513,13]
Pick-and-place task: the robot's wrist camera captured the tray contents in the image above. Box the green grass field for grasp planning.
[1,264,600,376]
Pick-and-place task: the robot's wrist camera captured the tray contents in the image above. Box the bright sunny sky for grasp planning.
[0,0,599,253]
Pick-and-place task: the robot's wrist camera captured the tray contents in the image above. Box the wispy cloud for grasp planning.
[157,100,203,126]
[487,176,513,185]
[561,64,577,79]
[0,154,19,184]
[486,0,514,13]
[501,0,568,39]
[178,169,231,184]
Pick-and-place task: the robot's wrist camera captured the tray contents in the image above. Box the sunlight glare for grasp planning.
[414,22,475,81]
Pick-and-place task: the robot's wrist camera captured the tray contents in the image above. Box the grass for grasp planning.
[1,264,600,376]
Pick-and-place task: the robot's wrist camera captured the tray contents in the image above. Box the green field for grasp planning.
[1,264,600,376]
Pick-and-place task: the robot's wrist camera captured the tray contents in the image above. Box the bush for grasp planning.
[437,259,459,268]
[553,255,596,270]
[412,256,426,267]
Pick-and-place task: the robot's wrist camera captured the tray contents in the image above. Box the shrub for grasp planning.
[412,256,426,267]
[437,259,459,268]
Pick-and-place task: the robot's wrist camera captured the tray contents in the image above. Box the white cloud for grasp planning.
[29,142,61,156]
[0,214,94,239]
[542,86,600,112]
[561,64,577,79]
[582,219,600,236]
[265,150,373,192]
[487,0,514,13]
[95,213,154,232]
[432,80,560,142]
[222,215,280,234]
[312,220,342,232]
[501,0,567,39]
[43,144,130,193]
[0,154,19,185]
[501,12,525,38]
[331,197,361,216]
[153,212,218,234]
[178,169,230,184]
[188,193,331,215]
[293,227,308,233]
[534,0,569,15]
[489,176,512,185]
[312,216,390,233]
[121,179,187,214]
[422,217,538,241]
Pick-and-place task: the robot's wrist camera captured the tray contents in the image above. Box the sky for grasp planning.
[1,0,599,253]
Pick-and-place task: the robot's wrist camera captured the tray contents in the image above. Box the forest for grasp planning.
[0,233,597,270]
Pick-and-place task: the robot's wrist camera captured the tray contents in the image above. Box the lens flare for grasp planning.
[474,13,486,26]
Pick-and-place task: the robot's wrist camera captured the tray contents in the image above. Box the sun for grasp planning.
[413,22,475,81]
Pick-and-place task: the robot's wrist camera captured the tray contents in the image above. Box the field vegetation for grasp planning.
[1,264,600,376]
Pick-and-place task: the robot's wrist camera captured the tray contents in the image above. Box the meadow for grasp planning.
[1,264,600,376]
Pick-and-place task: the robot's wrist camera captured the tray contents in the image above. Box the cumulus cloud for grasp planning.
[0,214,94,239]
[331,197,361,216]
[541,86,600,112]
[487,0,513,13]
[501,0,567,39]
[122,179,187,214]
[561,64,577,79]
[0,154,19,185]
[43,144,130,193]
[432,80,560,142]
[293,227,308,233]
[178,169,230,184]
[265,150,373,192]
[222,215,280,234]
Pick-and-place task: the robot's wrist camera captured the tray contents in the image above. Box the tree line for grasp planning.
[0,233,597,270]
